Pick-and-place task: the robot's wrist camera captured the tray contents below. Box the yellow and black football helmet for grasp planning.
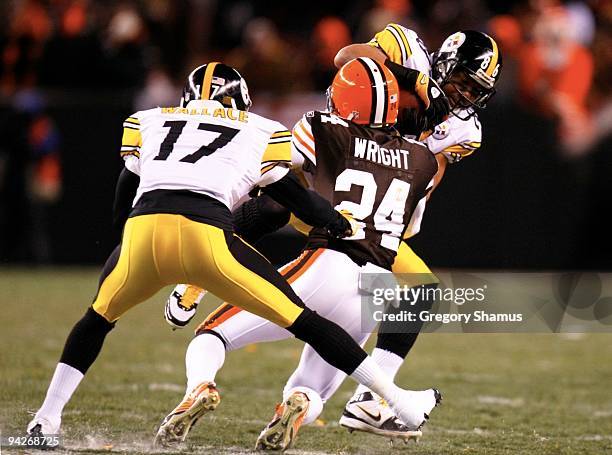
[432,31,502,118]
[180,62,252,111]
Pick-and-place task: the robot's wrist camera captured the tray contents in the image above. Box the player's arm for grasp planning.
[113,167,139,229]
[257,125,353,238]
[113,115,142,229]
[336,23,415,69]
[424,118,482,197]
[232,194,289,244]
[428,154,448,199]
[262,171,353,238]
[334,43,387,68]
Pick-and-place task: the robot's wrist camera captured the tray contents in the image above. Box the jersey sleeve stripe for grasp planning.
[120,150,140,158]
[125,117,140,125]
[268,136,292,144]
[291,138,316,165]
[261,140,292,170]
[261,163,278,175]
[445,141,481,152]
[293,129,316,158]
[385,25,408,64]
[121,127,142,156]
[389,24,412,57]
[271,130,292,139]
[442,145,477,157]
[297,120,314,142]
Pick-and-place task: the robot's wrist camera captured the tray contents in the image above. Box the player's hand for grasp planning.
[384,59,450,132]
[415,75,450,131]
[326,210,358,238]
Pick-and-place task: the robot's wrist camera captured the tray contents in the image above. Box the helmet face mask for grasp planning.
[441,68,496,119]
[180,62,252,111]
[432,30,502,120]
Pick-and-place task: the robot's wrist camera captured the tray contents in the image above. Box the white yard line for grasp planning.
[477,395,525,407]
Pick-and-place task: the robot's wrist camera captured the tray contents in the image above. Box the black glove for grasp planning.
[384,59,450,133]
[325,210,357,239]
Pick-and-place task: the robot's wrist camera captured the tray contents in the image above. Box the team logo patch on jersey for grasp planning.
[433,121,450,140]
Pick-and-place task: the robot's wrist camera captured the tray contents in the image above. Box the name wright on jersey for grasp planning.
[353,137,411,170]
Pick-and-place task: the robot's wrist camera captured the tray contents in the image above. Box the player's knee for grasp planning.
[59,307,116,373]
[283,386,324,426]
[193,329,228,351]
[90,303,115,323]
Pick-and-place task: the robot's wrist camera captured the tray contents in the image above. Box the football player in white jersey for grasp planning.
[154,58,443,450]
[25,62,441,445]
[163,27,503,441]
[327,26,503,437]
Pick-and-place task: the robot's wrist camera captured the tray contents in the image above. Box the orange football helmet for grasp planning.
[327,57,399,127]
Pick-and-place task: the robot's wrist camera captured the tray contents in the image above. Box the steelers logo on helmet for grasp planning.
[180,62,252,111]
[329,57,399,127]
[442,32,466,52]
[431,30,503,119]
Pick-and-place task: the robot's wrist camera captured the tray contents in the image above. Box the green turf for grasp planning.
[1,268,611,454]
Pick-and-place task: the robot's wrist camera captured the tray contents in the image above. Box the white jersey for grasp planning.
[120,100,292,210]
[369,23,482,162]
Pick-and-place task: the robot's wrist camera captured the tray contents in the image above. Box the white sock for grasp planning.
[349,356,402,407]
[36,363,84,420]
[372,348,404,379]
[185,334,225,393]
[353,348,404,396]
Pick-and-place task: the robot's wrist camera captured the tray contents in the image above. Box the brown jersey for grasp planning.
[291,111,438,269]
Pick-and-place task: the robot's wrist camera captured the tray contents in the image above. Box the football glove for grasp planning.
[325,210,359,239]
[384,59,450,133]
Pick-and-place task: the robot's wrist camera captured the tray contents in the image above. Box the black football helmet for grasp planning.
[431,31,502,118]
[180,62,252,110]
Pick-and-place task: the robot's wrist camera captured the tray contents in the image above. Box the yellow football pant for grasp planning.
[92,214,304,327]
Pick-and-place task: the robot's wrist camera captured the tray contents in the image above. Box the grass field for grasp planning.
[1,268,612,454]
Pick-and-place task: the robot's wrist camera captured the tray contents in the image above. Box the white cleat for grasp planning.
[26,415,61,448]
[164,284,206,329]
[341,388,442,440]
[389,388,442,432]
[255,392,309,451]
[154,382,220,446]
[339,391,422,441]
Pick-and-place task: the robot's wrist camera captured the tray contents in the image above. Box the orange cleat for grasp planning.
[154,382,220,446]
[255,391,309,451]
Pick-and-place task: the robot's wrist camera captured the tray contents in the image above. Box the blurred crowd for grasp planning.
[0,0,611,264]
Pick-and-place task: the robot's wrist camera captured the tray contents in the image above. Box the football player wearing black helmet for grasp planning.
[180,62,252,111]
[432,30,503,120]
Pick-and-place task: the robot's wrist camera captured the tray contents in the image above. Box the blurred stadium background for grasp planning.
[0,0,611,269]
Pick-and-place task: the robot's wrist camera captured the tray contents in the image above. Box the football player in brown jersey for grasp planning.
[155,58,442,450]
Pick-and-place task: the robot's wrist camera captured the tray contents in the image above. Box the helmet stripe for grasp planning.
[201,62,220,100]
[370,58,389,125]
[358,58,385,125]
[356,58,377,124]
[486,35,499,77]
